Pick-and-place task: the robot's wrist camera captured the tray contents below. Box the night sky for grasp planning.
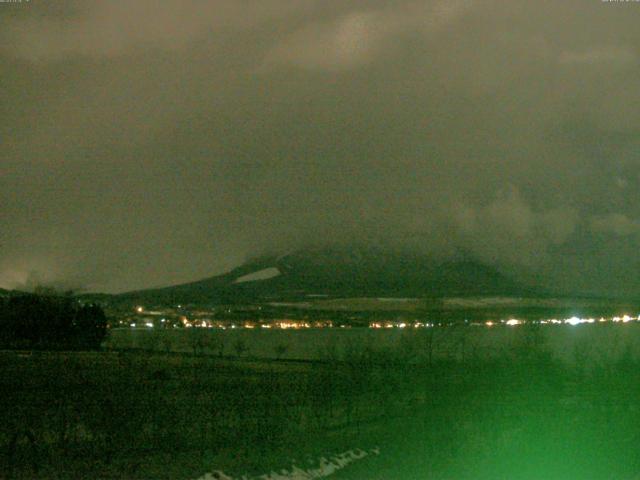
[1,1,640,295]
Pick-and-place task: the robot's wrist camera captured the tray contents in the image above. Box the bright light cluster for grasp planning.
[274,321,311,329]
[369,322,434,329]
[125,310,640,330]
[496,315,640,327]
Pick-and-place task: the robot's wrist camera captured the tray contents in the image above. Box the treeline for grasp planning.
[0,291,107,350]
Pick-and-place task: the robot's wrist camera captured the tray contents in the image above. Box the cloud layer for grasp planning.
[1,0,640,294]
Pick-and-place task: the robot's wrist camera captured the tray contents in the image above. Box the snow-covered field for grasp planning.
[195,448,379,480]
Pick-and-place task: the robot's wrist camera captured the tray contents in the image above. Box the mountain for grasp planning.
[114,245,531,305]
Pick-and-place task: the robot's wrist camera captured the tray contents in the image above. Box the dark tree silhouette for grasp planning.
[73,303,107,349]
[0,292,107,350]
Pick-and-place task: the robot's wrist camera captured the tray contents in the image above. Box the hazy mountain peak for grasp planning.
[116,245,529,304]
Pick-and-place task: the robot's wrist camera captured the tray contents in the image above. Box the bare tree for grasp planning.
[233,338,248,358]
[187,329,208,356]
[274,343,289,360]
[211,334,226,358]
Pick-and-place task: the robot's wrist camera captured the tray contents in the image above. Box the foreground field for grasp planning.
[0,350,399,479]
[3,328,640,479]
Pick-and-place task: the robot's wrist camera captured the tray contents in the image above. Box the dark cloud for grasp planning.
[1,0,640,294]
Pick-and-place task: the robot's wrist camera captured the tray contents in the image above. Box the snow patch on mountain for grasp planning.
[233,267,281,284]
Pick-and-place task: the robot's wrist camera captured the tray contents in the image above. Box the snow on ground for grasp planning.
[195,447,379,480]
[376,298,417,302]
[268,302,313,308]
[442,296,524,308]
[233,268,281,284]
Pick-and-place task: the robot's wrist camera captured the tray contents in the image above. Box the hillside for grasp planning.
[113,246,530,305]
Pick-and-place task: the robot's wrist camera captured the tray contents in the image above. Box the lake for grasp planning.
[105,322,640,365]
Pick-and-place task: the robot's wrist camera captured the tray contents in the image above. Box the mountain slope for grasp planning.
[115,246,530,304]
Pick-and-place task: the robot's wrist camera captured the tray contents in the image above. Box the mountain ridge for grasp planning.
[110,246,534,305]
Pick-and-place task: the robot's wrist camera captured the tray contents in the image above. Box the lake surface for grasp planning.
[105,322,640,365]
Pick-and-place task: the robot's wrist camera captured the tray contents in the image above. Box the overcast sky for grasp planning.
[1,0,640,295]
